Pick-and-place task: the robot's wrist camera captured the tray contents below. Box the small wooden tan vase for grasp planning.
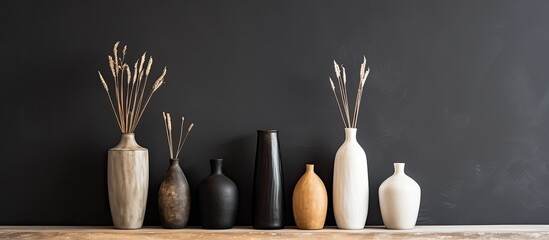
[292,164,328,230]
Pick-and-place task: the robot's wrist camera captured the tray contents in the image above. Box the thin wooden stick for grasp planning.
[123,65,131,132]
[353,56,367,128]
[175,116,185,158]
[132,89,155,131]
[334,60,348,126]
[167,113,173,159]
[162,112,172,159]
[176,123,194,160]
[132,68,166,131]
[329,77,348,128]
[109,55,123,132]
[132,54,149,131]
[127,61,138,130]
[354,67,369,128]
[341,65,351,127]
[99,42,166,134]
[328,56,371,129]
[131,69,145,131]
[353,86,363,128]
[98,71,122,131]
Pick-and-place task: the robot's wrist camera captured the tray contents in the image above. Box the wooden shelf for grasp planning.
[1,225,548,239]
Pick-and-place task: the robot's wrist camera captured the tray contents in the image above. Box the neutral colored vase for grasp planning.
[107,133,149,229]
[158,159,191,229]
[197,159,238,229]
[379,163,421,230]
[333,128,369,229]
[292,164,328,230]
[253,130,285,229]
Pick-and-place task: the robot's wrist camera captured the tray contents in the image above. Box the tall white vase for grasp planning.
[108,133,149,229]
[379,163,421,230]
[333,128,369,229]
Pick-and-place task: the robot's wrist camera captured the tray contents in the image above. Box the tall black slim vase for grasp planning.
[253,130,285,229]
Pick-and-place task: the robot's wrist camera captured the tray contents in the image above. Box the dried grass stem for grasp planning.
[97,41,167,133]
[163,112,194,160]
[329,56,371,128]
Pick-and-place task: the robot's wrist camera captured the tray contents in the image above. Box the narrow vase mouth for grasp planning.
[257,129,278,133]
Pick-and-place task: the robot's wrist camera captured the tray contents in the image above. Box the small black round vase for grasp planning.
[197,159,239,229]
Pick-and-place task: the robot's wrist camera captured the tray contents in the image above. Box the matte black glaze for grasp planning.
[253,130,285,229]
[197,159,239,229]
[158,159,191,229]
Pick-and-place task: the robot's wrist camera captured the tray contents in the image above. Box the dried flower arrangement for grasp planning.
[98,41,167,133]
[162,112,194,160]
[329,56,371,128]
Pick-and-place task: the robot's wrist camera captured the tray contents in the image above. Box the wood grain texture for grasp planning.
[292,164,328,230]
[1,226,549,240]
[107,133,149,229]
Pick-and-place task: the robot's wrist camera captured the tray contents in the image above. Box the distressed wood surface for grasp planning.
[107,133,149,229]
[1,226,548,239]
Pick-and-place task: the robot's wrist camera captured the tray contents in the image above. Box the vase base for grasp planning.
[202,226,234,229]
[336,226,365,230]
[385,226,416,230]
[253,226,284,230]
[113,226,142,230]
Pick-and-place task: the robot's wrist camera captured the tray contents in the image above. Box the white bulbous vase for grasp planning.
[333,128,369,229]
[379,163,421,230]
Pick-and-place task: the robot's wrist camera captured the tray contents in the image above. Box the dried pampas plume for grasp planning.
[97,41,167,133]
[146,57,153,76]
[163,112,194,160]
[98,71,108,91]
[152,67,167,92]
[113,41,120,68]
[328,55,372,128]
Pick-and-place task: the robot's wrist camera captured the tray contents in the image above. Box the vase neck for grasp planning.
[305,164,314,173]
[210,159,223,175]
[344,128,358,143]
[170,159,180,166]
[257,130,279,140]
[394,163,405,175]
[115,133,142,149]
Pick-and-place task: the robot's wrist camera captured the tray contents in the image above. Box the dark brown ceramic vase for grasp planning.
[158,159,191,229]
[292,164,328,230]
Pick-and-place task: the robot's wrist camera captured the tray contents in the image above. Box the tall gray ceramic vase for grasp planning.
[107,133,149,229]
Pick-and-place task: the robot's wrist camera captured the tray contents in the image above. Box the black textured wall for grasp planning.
[3,0,549,225]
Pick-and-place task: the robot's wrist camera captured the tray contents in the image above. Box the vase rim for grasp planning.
[257,129,278,132]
